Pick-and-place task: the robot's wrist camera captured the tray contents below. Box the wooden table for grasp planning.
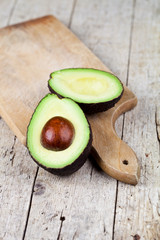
[0,0,159,239]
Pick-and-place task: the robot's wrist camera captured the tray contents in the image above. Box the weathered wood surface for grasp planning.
[114,0,160,239]
[0,1,37,240]
[0,1,74,240]
[0,0,159,240]
[24,1,134,239]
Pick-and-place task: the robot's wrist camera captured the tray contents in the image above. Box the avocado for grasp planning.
[27,94,92,175]
[48,68,123,114]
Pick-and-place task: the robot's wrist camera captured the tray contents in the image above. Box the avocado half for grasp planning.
[48,68,124,114]
[27,94,92,175]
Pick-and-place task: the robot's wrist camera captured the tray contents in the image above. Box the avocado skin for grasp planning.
[79,91,123,114]
[48,83,124,114]
[27,114,92,176]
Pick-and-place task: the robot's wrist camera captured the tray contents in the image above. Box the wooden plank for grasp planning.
[0,120,37,240]
[114,0,160,239]
[24,0,134,239]
[8,0,75,26]
[0,2,36,240]
[1,1,159,239]
[0,0,16,27]
[0,1,74,240]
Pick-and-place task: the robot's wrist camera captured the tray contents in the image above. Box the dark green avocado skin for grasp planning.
[48,83,124,114]
[27,118,92,176]
[79,90,123,114]
[48,69,124,114]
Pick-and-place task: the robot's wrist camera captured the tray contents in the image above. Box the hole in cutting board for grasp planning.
[123,160,129,165]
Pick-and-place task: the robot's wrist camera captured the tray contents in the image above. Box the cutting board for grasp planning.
[0,16,140,185]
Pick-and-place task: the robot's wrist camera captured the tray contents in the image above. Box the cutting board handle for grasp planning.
[89,86,140,185]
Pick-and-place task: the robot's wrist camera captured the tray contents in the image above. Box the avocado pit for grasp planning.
[41,116,75,151]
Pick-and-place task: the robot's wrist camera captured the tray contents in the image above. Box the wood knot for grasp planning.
[123,160,129,165]
[34,182,46,195]
[132,234,140,240]
[60,216,65,221]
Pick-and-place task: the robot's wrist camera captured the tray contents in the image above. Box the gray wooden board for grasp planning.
[0,1,74,240]
[0,0,159,240]
[114,0,160,239]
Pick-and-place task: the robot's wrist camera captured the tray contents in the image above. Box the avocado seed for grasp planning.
[41,116,75,151]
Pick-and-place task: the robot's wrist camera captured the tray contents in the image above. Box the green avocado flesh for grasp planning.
[27,94,91,169]
[48,68,123,104]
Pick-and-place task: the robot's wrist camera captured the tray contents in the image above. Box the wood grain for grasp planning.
[0,1,75,240]
[22,2,129,239]
[114,0,160,239]
[0,0,16,28]
[0,0,159,239]
[89,87,140,185]
[0,1,38,240]
[0,1,136,239]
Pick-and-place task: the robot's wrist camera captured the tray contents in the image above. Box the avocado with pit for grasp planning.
[27,94,92,175]
[48,68,123,114]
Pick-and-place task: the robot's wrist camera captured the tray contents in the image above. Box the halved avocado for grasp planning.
[48,68,123,114]
[27,94,92,175]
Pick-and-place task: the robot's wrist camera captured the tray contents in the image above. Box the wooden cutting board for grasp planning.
[0,16,140,185]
